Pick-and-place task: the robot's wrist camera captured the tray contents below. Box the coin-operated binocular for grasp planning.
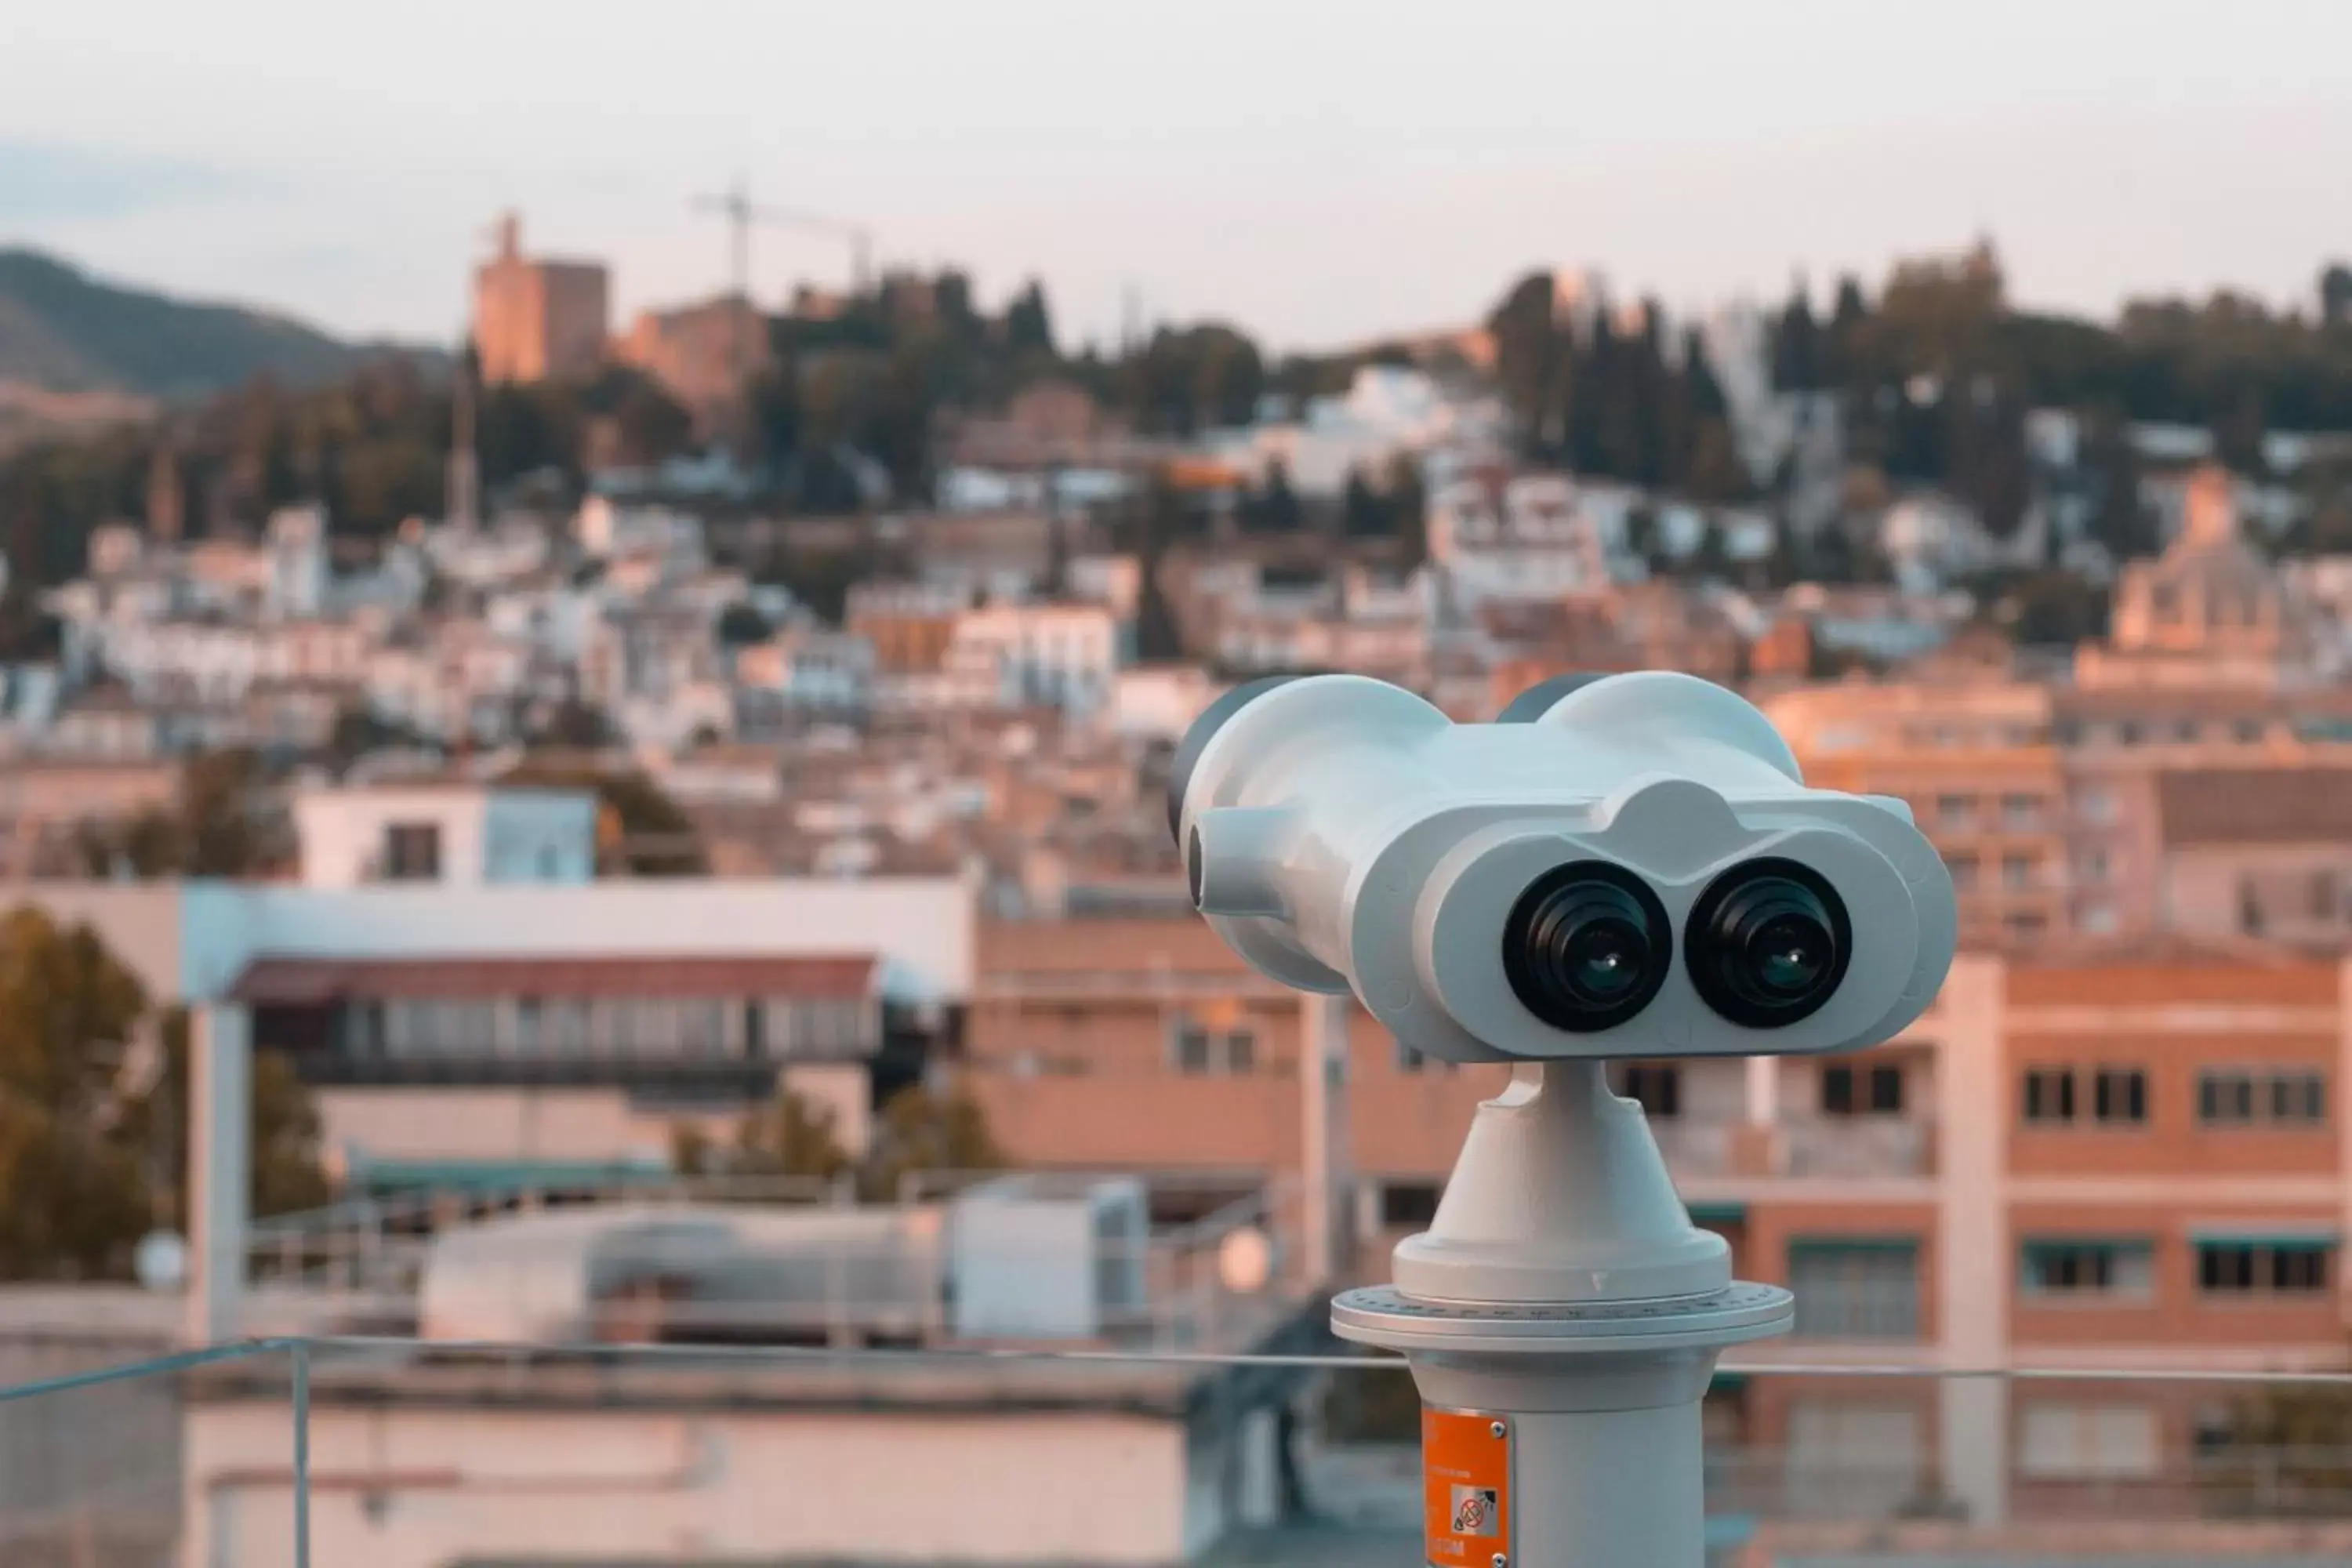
[1171,671,1956,1568]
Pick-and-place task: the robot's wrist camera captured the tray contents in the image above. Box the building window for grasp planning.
[2272,1070,2328,1123]
[2020,1240,2154,1298]
[1379,1180,1442,1229]
[2198,1242,2332,1294]
[2198,1068,2327,1127]
[1945,853,1980,892]
[2079,902,2119,935]
[2078,847,2110,885]
[1788,1241,1920,1339]
[2023,1067,2077,1124]
[1617,1064,1681,1118]
[1171,1018,1257,1076]
[2092,1067,2148,1126]
[1822,1063,1904,1116]
[2020,1405,2160,1479]
[1937,795,1976,831]
[2198,1070,2256,1125]
[2076,784,2117,825]
[2001,854,2038,891]
[2001,794,2041,831]
[382,822,442,881]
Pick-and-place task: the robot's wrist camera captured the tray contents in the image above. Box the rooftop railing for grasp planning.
[15,1338,2352,1568]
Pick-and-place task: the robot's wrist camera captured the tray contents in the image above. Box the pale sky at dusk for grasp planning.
[6,0,2352,351]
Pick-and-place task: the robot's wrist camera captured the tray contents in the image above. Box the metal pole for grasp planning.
[1334,1063,1790,1568]
[292,1341,311,1568]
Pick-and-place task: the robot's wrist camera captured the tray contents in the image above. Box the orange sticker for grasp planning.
[1423,1406,1511,1566]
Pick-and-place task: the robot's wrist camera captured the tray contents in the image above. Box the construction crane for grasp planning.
[690,180,875,307]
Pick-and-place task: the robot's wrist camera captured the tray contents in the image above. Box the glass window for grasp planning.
[2020,1241,2154,1298]
[2271,1070,2328,1124]
[1788,1241,1920,1338]
[1380,1181,1441,1229]
[1823,1063,1902,1116]
[1225,1028,1257,1074]
[1936,794,1976,830]
[2198,1070,2257,1125]
[2001,793,2040,830]
[382,821,442,881]
[2023,1067,2076,1124]
[1945,853,1980,892]
[2092,1068,2147,1126]
[2199,1242,2331,1294]
[2002,854,2037,891]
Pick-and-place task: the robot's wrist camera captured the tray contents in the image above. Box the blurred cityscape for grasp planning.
[5,204,2352,1566]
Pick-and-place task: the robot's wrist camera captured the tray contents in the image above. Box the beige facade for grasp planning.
[967,916,2352,1524]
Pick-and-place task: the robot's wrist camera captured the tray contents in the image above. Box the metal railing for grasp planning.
[241,1171,1306,1354]
[19,1343,2352,1568]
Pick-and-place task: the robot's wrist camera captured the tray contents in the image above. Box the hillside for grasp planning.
[0,248,408,401]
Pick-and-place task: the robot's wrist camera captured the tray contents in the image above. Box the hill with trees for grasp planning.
[0,248,422,400]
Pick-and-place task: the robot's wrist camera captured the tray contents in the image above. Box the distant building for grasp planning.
[472,212,610,386]
[1764,679,2067,951]
[2078,465,2314,691]
[289,781,599,888]
[615,295,771,430]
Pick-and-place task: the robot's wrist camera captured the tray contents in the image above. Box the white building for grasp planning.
[945,603,1121,717]
[289,782,599,888]
[1203,365,1504,497]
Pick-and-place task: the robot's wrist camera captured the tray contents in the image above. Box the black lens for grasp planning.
[1685,858,1851,1028]
[1502,863,1672,1033]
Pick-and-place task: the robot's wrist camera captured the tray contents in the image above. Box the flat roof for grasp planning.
[232,953,880,1004]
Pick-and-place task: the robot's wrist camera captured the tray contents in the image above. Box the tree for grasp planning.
[1242,457,1305,534]
[1486,271,1569,459]
[1341,466,1386,537]
[2323,263,2352,328]
[114,1007,330,1227]
[677,1087,851,1181]
[715,601,773,648]
[0,909,323,1279]
[862,1083,1003,1200]
[1385,452,1428,569]
[85,750,289,880]
[1772,284,1825,392]
[2200,1385,2352,1517]
[0,906,146,1117]
[1131,471,1191,662]
[1004,281,1056,356]
[2085,415,2158,562]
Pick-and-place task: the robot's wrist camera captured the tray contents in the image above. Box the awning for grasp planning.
[231,953,879,1005]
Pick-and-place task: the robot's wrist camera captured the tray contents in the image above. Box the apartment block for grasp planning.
[966,916,2352,1528]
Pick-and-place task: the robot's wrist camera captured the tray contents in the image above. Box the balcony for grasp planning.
[1649,1116,1935,1181]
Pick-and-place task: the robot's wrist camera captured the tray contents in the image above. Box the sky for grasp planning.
[7,0,2352,354]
